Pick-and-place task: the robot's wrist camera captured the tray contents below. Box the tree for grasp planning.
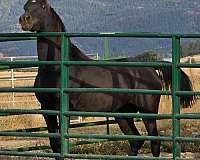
[181,40,200,57]
[133,51,163,62]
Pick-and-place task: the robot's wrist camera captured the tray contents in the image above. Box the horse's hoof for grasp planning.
[128,148,138,156]
[55,157,64,160]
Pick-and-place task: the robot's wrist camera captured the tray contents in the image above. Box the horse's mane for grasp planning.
[50,7,66,32]
[50,7,91,61]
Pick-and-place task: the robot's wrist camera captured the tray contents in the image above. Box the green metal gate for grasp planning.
[0,32,200,160]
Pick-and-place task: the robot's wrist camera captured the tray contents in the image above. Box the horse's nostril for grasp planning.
[19,16,23,23]
[25,15,31,21]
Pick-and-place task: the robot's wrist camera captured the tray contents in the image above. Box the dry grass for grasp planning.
[70,122,200,156]
[0,122,199,159]
[0,71,45,131]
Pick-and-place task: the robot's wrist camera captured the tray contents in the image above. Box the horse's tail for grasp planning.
[156,66,197,108]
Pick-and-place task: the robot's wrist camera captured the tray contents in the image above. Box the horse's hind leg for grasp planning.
[143,119,160,157]
[127,118,145,154]
[137,92,161,157]
[115,118,144,156]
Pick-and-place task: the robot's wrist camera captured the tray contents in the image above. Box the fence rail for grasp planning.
[0,32,199,160]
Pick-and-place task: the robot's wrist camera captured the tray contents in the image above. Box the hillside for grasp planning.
[0,0,200,56]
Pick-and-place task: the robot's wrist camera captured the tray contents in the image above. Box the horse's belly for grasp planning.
[70,93,113,112]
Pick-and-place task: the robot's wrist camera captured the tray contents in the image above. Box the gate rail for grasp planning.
[0,32,200,160]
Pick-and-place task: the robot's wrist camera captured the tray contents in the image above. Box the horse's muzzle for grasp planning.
[19,14,33,31]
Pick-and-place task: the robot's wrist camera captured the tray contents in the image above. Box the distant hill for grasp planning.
[1,0,200,57]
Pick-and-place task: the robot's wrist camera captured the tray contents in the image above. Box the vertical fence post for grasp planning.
[96,52,99,60]
[10,57,15,106]
[104,37,109,59]
[172,35,181,159]
[106,117,110,135]
[60,34,70,158]
[104,37,110,133]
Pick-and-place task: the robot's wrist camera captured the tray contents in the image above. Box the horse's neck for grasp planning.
[37,38,91,61]
[37,7,64,60]
[37,8,92,66]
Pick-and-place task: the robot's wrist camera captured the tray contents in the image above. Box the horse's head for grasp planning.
[19,0,51,32]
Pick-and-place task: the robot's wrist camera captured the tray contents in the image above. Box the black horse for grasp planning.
[19,0,196,159]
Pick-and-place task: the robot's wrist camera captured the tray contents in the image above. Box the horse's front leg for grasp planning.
[43,109,63,160]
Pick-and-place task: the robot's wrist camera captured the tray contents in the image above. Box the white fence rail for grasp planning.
[0,56,38,105]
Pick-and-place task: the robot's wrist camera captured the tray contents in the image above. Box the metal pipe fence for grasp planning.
[0,32,199,160]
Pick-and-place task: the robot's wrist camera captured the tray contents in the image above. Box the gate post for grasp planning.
[172,35,181,159]
[60,34,70,158]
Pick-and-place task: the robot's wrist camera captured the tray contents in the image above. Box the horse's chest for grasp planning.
[34,73,60,106]
[35,72,60,87]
